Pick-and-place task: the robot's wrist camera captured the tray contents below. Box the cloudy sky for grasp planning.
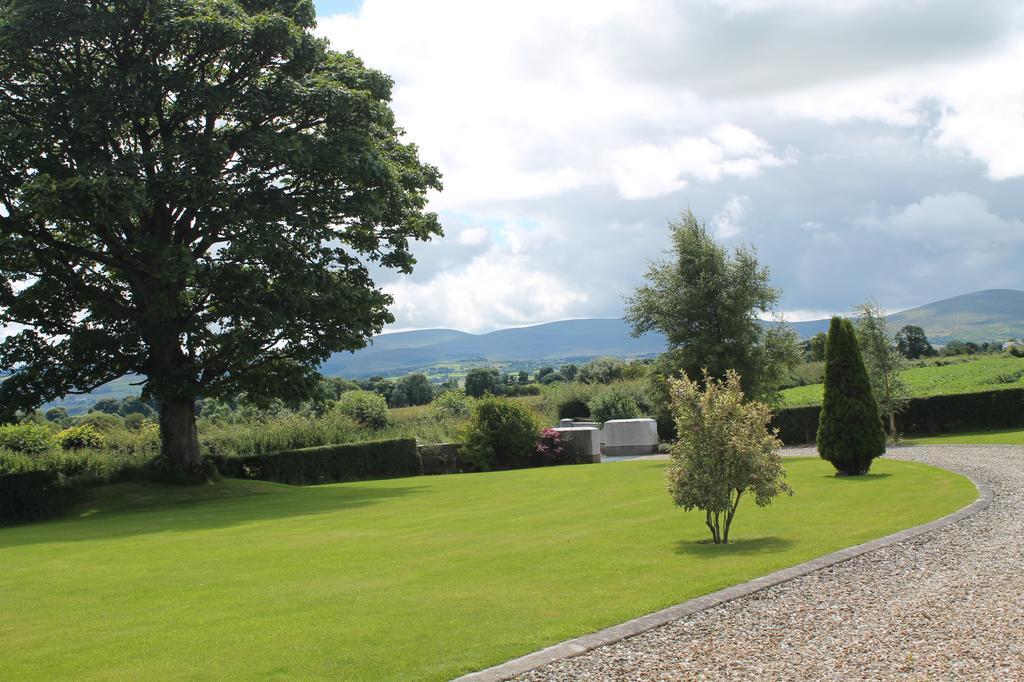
[314,0,1024,333]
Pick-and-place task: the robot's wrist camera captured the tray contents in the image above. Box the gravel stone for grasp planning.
[514,445,1024,681]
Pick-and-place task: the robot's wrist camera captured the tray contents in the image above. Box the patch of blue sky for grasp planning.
[314,0,363,17]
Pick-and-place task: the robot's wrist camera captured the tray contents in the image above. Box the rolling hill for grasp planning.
[31,288,1024,408]
[320,319,669,377]
[323,289,1024,377]
[884,289,1024,344]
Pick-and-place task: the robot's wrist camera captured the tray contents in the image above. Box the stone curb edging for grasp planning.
[455,472,993,682]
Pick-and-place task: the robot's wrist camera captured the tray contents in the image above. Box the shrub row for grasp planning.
[208,438,421,485]
[771,387,1024,445]
[0,470,76,525]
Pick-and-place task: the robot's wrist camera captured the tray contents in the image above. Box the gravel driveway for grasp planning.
[514,445,1024,681]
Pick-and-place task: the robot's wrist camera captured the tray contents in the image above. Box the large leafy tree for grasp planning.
[895,325,934,359]
[625,210,800,429]
[0,0,441,471]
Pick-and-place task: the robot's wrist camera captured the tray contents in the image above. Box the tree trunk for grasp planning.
[889,412,898,442]
[159,396,202,470]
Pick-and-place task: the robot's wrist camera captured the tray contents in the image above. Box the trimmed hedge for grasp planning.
[209,438,421,485]
[418,443,461,475]
[0,470,74,525]
[772,387,1024,445]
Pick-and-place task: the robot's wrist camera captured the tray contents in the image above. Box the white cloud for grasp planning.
[860,192,1024,245]
[383,250,588,333]
[712,194,751,239]
[312,0,1024,332]
[456,227,489,246]
[606,127,790,200]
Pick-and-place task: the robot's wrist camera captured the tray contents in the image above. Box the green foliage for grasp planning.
[665,370,790,544]
[854,300,910,436]
[44,407,70,424]
[557,399,590,420]
[89,399,122,415]
[56,424,105,450]
[801,332,828,362]
[464,368,502,398]
[209,439,421,486]
[587,388,641,423]
[0,423,55,456]
[817,318,886,475]
[577,357,626,384]
[460,396,539,470]
[0,0,441,470]
[123,413,148,431]
[432,390,474,418]
[390,374,435,408]
[334,391,391,430]
[0,470,71,525]
[626,210,800,406]
[503,384,541,397]
[74,412,125,432]
[895,325,935,359]
[775,386,1024,445]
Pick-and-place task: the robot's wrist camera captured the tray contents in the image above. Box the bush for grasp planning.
[432,390,473,418]
[503,384,541,397]
[56,424,105,450]
[460,396,539,470]
[0,470,74,525]
[587,388,641,423]
[209,438,421,485]
[816,317,886,475]
[557,399,590,420]
[534,427,569,465]
[0,423,55,456]
[418,443,461,475]
[74,412,124,432]
[123,413,147,430]
[665,370,790,544]
[391,373,434,407]
[577,357,626,384]
[334,391,390,429]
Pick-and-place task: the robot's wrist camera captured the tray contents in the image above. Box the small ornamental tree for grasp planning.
[665,370,791,544]
[817,317,886,475]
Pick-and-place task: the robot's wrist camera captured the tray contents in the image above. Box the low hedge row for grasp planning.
[209,438,421,485]
[0,470,76,525]
[771,387,1024,445]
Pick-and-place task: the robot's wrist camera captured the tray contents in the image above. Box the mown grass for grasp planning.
[781,353,1024,407]
[0,457,975,680]
[904,428,1024,445]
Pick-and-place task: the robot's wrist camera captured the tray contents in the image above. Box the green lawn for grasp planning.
[782,353,1024,406]
[0,458,975,680]
[904,428,1024,445]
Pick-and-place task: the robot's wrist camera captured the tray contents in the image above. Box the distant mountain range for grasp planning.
[33,288,1024,409]
[323,289,1024,378]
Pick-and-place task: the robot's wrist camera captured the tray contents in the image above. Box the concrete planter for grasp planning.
[603,418,659,456]
[553,426,602,463]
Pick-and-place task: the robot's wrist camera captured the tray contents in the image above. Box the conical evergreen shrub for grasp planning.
[817,316,886,475]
